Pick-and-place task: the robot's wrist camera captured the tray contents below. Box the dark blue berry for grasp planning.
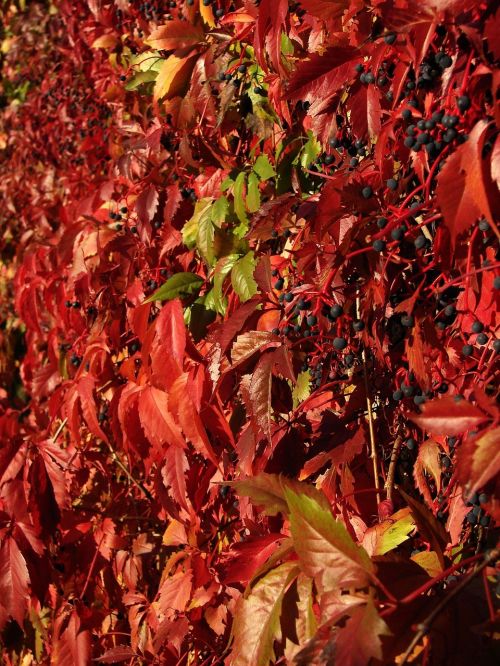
[333,337,347,350]
[373,239,386,252]
[462,344,474,357]
[387,178,398,190]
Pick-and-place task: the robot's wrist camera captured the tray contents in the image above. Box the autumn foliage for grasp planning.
[0,0,499,664]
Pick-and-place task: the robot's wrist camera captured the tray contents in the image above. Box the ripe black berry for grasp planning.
[352,319,364,332]
[272,328,280,335]
[329,304,342,318]
[457,95,470,112]
[120,206,127,214]
[471,321,484,333]
[404,136,416,148]
[274,278,284,290]
[364,72,375,84]
[387,178,397,190]
[307,315,317,326]
[393,389,403,401]
[361,186,373,199]
[466,510,478,525]
[414,394,426,405]
[406,438,416,450]
[478,218,489,232]
[373,239,386,252]
[284,292,294,302]
[391,226,405,241]
[355,63,364,74]
[462,344,474,357]
[401,109,412,121]
[333,337,347,350]
[384,32,397,45]
[493,339,500,352]
[414,235,427,249]
[376,216,388,229]
[237,64,247,74]
[65,300,72,308]
[344,354,354,367]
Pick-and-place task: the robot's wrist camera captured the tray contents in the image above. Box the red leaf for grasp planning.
[138,386,186,452]
[0,537,29,626]
[249,353,274,441]
[457,427,500,494]
[334,600,391,666]
[94,646,137,663]
[410,396,489,436]
[436,121,496,247]
[153,299,186,366]
[135,185,159,225]
[76,375,109,444]
[162,446,190,513]
[297,0,348,20]
[349,83,381,141]
[168,373,219,466]
[254,0,289,76]
[286,47,360,107]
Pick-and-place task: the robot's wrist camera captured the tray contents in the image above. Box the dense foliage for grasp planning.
[0,0,499,663]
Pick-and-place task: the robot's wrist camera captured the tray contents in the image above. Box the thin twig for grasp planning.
[52,417,68,442]
[105,440,153,501]
[385,436,403,502]
[398,548,499,665]
[357,296,381,508]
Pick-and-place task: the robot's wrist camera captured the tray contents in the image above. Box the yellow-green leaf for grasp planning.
[231,561,300,666]
[362,508,415,556]
[284,487,374,594]
[292,370,311,409]
[231,251,258,302]
[233,171,248,224]
[246,172,261,213]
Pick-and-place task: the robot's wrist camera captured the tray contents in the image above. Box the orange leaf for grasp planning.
[147,21,204,50]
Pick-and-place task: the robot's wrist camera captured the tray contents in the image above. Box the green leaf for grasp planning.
[144,272,204,303]
[283,487,374,594]
[299,132,321,169]
[233,171,248,224]
[197,207,215,266]
[211,196,229,227]
[221,175,234,192]
[231,251,258,302]
[246,172,261,213]
[182,199,212,248]
[231,561,300,666]
[292,370,311,409]
[253,155,276,181]
[213,254,239,314]
[124,70,158,90]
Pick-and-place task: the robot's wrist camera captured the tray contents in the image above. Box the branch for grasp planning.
[385,436,403,502]
[105,440,153,502]
[357,296,381,507]
[398,548,499,664]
